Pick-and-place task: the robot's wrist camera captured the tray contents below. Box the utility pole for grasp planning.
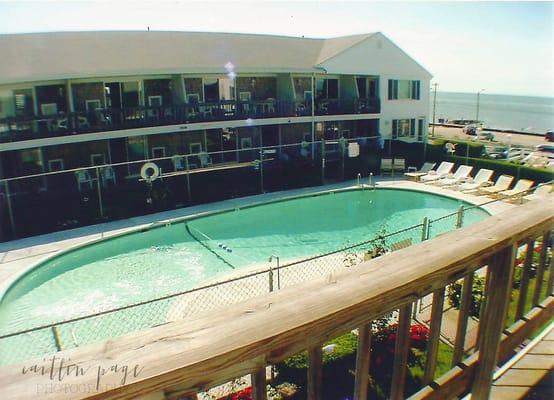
[431,83,438,138]
[476,89,485,125]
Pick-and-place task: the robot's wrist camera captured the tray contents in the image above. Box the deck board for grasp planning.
[491,326,554,400]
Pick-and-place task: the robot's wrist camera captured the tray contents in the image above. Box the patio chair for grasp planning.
[459,169,494,192]
[479,175,514,196]
[498,179,534,201]
[172,156,185,171]
[435,165,473,187]
[404,162,436,181]
[100,166,116,187]
[198,152,213,168]
[523,183,553,202]
[393,158,406,174]
[381,158,393,176]
[75,170,93,192]
[420,161,454,183]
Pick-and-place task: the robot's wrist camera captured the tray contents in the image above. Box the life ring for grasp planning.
[140,162,160,182]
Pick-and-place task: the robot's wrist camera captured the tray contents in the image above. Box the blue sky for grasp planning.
[0,1,552,97]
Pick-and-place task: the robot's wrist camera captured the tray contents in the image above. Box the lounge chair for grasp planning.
[404,162,436,181]
[459,169,494,192]
[381,158,393,176]
[498,179,534,201]
[420,161,454,183]
[435,165,473,187]
[523,184,553,202]
[479,175,514,196]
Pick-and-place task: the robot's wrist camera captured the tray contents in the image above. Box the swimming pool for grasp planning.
[0,188,489,364]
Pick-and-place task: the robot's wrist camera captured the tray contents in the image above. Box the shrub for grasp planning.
[447,275,485,318]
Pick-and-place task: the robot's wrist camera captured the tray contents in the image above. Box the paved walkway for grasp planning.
[490,323,554,399]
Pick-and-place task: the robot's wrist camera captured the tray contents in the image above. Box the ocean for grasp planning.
[431,92,554,134]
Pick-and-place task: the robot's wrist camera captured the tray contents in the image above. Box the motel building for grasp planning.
[0,31,431,241]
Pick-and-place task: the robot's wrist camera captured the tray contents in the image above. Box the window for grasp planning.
[418,118,425,141]
[148,95,163,107]
[189,142,202,154]
[316,78,339,99]
[388,80,421,100]
[356,78,367,98]
[392,119,416,138]
[203,78,219,102]
[151,146,166,159]
[187,94,200,105]
[304,91,312,103]
[48,159,64,171]
[85,99,102,111]
[239,91,251,102]
[241,137,252,149]
[90,154,105,166]
[40,103,58,116]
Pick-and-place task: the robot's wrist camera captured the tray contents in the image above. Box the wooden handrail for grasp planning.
[0,200,552,400]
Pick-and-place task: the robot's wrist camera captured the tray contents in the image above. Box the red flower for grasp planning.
[229,387,252,400]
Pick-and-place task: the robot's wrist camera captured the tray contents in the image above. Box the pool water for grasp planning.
[0,189,489,363]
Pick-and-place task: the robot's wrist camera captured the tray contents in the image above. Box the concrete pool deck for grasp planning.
[0,177,515,297]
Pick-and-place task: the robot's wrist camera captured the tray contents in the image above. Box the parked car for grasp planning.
[545,130,554,142]
[485,145,509,159]
[471,130,495,141]
[463,125,477,135]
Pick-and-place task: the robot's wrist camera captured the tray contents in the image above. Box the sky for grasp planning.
[0,0,552,97]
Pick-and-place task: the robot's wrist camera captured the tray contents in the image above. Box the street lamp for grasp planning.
[431,83,438,138]
[475,89,485,125]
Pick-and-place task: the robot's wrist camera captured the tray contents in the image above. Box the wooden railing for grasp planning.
[0,200,552,400]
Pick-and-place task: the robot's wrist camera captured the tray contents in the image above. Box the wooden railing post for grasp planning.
[353,322,372,400]
[423,288,445,384]
[532,231,551,306]
[307,346,323,400]
[515,239,534,320]
[251,368,267,400]
[452,273,474,366]
[390,303,413,400]
[471,245,516,400]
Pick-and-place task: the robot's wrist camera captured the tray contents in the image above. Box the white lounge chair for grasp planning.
[498,179,534,201]
[75,170,93,192]
[459,169,494,192]
[404,162,436,181]
[435,165,473,187]
[479,175,514,196]
[523,184,553,202]
[420,161,454,183]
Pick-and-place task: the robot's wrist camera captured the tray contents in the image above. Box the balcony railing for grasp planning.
[0,98,380,144]
[0,200,551,399]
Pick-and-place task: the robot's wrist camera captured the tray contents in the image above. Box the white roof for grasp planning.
[0,31,431,84]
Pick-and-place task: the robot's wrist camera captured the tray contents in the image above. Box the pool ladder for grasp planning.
[358,173,376,190]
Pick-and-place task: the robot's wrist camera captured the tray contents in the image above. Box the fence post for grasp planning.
[471,245,516,399]
[456,205,464,228]
[95,167,104,219]
[268,267,274,293]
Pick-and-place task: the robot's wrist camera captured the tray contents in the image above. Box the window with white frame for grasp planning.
[151,146,166,159]
[48,159,64,171]
[392,119,416,138]
[148,95,163,107]
[90,153,105,166]
[388,80,420,100]
[189,142,202,154]
[85,99,102,111]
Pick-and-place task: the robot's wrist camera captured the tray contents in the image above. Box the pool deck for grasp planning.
[0,177,515,296]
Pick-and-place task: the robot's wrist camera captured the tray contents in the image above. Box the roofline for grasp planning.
[315,32,378,65]
[375,33,433,78]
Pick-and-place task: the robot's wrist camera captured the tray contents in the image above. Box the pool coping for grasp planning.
[0,178,514,302]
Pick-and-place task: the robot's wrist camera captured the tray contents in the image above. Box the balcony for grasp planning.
[0,200,551,399]
[0,98,379,144]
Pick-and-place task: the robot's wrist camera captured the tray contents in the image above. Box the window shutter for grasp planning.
[392,119,398,139]
[410,119,416,137]
[388,80,393,100]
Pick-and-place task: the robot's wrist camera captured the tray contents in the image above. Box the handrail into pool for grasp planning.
[0,199,552,400]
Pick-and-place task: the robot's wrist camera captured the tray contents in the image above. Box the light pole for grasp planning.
[475,89,485,125]
[431,83,438,138]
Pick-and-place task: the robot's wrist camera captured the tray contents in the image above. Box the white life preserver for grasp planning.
[140,162,160,182]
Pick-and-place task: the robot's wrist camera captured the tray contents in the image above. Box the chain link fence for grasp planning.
[2,178,548,365]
